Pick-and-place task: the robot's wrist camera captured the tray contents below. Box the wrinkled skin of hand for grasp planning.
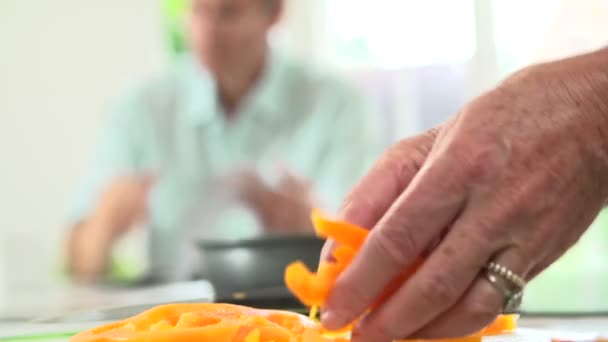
[321,49,608,342]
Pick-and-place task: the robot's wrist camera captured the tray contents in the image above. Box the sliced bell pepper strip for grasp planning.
[311,209,368,249]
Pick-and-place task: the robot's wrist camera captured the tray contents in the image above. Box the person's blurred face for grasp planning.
[188,0,279,74]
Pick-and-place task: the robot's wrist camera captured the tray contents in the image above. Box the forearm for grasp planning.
[67,215,119,283]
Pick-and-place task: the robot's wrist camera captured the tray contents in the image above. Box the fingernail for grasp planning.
[321,310,348,331]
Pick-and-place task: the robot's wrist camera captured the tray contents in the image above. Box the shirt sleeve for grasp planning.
[311,84,387,213]
[66,92,147,225]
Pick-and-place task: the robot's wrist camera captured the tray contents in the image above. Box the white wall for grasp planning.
[0,0,168,295]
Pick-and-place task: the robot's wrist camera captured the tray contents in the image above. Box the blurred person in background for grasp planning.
[67,0,382,283]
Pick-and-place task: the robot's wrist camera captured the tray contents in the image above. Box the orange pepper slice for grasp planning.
[311,209,368,249]
[284,209,518,339]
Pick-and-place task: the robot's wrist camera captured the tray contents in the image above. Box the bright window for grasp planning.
[325,0,477,68]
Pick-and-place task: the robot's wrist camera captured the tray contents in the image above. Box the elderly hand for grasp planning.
[321,49,608,341]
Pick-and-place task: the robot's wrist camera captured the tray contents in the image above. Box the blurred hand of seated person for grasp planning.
[66,0,385,283]
[231,168,315,233]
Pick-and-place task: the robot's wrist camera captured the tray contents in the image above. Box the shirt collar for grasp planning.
[243,49,286,120]
[177,54,218,126]
[178,50,287,126]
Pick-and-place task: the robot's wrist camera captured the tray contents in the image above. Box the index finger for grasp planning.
[321,129,439,261]
[322,146,469,330]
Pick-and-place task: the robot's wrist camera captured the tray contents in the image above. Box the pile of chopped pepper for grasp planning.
[70,303,336,342]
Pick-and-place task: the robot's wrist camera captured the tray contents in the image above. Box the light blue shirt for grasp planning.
[69,51,385,280]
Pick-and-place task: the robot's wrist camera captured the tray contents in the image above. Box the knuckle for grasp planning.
[453,221,496,250]
[406,130,437,163]
[380,148,420,190]
[415,272,460,307]
[464,146,497,181]
[369,224,419,267]
[498,167,559,221]
[469,212,504,245]
[472,219,498,245]
[447,139,507,184]
[384,129,438,186]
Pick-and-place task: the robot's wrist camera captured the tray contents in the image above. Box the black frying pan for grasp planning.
[195,234,324,311]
